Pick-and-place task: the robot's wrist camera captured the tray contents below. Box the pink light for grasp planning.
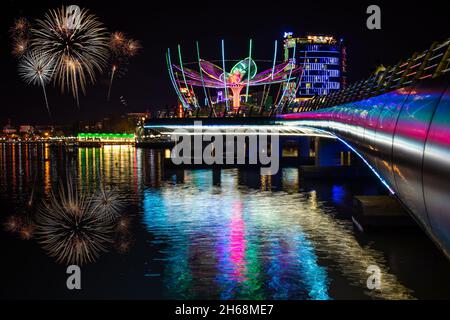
[229,201,247,281]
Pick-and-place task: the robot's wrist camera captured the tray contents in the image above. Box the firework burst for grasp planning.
[3,215,35,240]
[12,38,29,57]
[10,17,31,36]
[3,215,24,233]
[31,6,109,105]
[115,238,134,254]
[35,178,121,266]
[110,31,126,52]
[4,172,131,264]
[114,215,134,254]
[18,223,35,240]
[10,17,32,57]
[18,50,55,114]
[115,215,131,234]
[106,31,142,100]
[92,185,124,221]
[10,7,141,115]
[124,39,141,57]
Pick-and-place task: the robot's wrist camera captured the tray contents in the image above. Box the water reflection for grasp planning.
[0,143,449,299]
[3,174,131,266]
[142,169,412,299]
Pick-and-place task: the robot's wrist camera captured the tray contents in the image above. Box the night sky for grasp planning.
[1,0,448,126]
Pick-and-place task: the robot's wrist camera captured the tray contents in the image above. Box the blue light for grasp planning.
[333,135,395,194]
[276,123,396,195]
[332,185,346,204]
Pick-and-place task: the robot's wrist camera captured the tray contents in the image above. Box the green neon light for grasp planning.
[221,39,229,110]
[77,133,135,140]
[166,49,189,109]
[230,58,257,81]
[177,45,191,107]
[245,39,253,102]
[278,41,296,108]
[272,40,278,80]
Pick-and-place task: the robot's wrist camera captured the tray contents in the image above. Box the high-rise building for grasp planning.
[283,34,347,98]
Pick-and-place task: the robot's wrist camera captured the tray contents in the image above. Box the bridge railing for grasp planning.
[154,40,449,119]
[284,39,450,113]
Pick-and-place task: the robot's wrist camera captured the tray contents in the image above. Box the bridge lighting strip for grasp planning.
[281,123,396,194]
[334,135,395,194]
[144,131,334,138]
[144,124,335,138]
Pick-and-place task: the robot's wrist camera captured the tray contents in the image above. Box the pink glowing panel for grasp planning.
[199,60,225,82]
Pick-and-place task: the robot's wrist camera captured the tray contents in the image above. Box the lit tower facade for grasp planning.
[283,34,347,98]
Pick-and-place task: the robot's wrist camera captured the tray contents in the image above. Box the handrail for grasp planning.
[294,39,450,112]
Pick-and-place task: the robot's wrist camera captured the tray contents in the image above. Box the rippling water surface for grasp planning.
[1,144,449,300]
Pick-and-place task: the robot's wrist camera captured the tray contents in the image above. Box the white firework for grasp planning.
[18,50,55,113]
[32,6,109,105]
[92,185,124,221]
[36,178,117,266]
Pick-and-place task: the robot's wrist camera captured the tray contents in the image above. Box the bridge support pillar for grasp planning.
[314,137,351,167]
[279,136,311,159]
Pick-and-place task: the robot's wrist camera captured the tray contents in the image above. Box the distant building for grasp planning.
[126,111,151,125]
[77,133,135,144]
[34,125,55,133]
[283,34,347,98]
[3,120,17,134]
[19,125,34,134]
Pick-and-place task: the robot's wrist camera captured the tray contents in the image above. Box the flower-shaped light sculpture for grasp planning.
[171,57,302,110]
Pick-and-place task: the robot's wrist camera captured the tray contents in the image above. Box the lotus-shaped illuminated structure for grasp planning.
[166,41,302,111]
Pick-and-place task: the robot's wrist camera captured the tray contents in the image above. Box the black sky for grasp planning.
[1,0,448,125]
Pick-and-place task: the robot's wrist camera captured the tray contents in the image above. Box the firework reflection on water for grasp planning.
[34,177,128,266]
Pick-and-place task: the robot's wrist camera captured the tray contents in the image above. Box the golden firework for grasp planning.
[32,6,109,105]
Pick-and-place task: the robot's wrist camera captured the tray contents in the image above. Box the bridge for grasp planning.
[143,40,450,258]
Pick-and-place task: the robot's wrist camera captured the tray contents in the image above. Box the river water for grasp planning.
[0,143,449,300]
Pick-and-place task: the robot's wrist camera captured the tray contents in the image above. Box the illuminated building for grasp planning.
[19,125,34,134]
[127,111,151,121]
[284,34,347,98]
[77,133,135,143]
[3,124,17,134]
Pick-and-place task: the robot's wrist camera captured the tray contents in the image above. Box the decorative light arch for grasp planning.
[167,40,302,112]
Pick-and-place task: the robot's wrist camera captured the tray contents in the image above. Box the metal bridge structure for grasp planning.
[145,40,450,258]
